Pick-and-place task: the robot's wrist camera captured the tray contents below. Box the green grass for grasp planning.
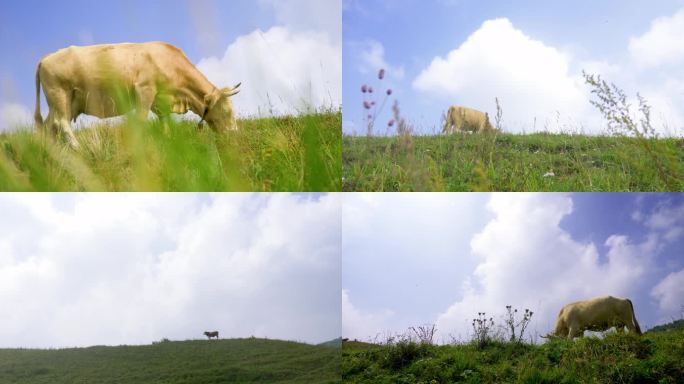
[343,326,684,383]
[342,132,684,191]
[0,111,341,191]
[0,338,341,384]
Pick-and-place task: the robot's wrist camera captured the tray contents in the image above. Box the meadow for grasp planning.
[346,72,683,192]
[0,338,341,384]
[342,321,684,383]
[343,132,684,192]
[0,111,341,191]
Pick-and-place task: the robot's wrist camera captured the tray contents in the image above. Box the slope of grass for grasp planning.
[0,111,341,191]
[342,328,684,384]
[342,132,684,191]
[0,338,340,384]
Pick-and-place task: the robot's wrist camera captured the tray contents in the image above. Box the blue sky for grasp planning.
[0,0,341,131]
[342,193,684,343]
[343,0,684,135]
[0,193,340,348]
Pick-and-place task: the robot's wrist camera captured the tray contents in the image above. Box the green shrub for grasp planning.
[380,340,433,370]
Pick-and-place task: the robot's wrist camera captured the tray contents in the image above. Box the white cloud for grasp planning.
[641,198,684,244]
[342,193,491,340]
[258,0,340,44]
[435,194,658,341]
[0,102,32,132]
[350,39,405,80]
[646,202,684,230]
[0,193,340,348]
[196,26,341,117]
[342,289,393,342]
[629,8,684,68]
[651,268,684,316]
[413,18,590,132]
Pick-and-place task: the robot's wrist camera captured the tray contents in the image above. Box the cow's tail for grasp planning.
[34,62,44,130]
[627,299,642,335]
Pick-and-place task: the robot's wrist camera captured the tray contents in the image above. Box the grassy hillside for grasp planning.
[0,111,341,191]
[342,327,684,383]
[343,132,684,191]
[0,338,340,384]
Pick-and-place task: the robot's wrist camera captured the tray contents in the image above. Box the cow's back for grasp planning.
[39,42,191,89]
[566,296,629,326]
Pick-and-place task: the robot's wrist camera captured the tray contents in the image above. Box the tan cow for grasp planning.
[34,41,241,148]
[545,296,641,339]
[443,105,493,134]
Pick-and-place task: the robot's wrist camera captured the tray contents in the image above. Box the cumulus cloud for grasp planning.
[629,8,684,68]
[0,193,340,348]
[413,18,587,131]
[651,269,684,316]
[410,14,684,135]
[196,27,341,116]
[342,193,490,340]
[342,289,393,341]
[258,0,341,43]
[436,194,659,341]
[413,18,590,132]
[349,39,405,80]
[635,197,684,244]
[0,102,32,132]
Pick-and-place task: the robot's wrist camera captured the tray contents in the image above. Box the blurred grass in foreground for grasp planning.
[0,111,341,191]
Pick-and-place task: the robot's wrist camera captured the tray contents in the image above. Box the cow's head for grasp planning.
[203,83,241,132]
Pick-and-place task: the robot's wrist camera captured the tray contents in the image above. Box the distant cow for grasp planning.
[545,296,641,339]
[34,41,241,148]
[443,105,493,134]
[204,331,219,340]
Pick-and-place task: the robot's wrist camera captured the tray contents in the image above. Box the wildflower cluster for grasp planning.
[505,305,534,343]
[361,68,394,134]
[472,312,494,348]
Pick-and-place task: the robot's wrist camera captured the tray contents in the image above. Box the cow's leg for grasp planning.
[45,110,58,136]
[446,121,454,134]
[43,88,79,148]
[568,326,582,339]
[59,119,79,149]
[133,83,155,123]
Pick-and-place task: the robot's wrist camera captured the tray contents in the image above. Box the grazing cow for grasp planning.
[544,296,641,339]
[34,41,241,148]
[204,331,219,340]
[443,105,493,134]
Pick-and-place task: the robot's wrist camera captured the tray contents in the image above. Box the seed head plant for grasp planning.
[505,305,534,343]
[472,312,495,349]
[360,68,394,136]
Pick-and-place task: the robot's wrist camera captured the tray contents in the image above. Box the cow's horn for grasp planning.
[223,83,241,97]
